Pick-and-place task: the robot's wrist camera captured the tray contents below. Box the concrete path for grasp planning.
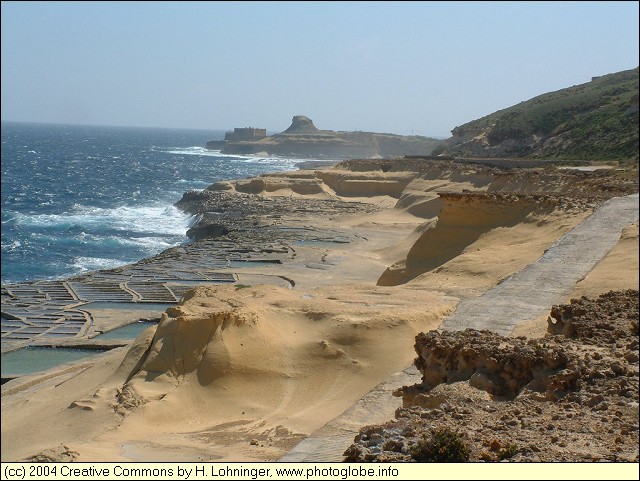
[440,193,638,335]
[279,366,421,462]
[279,193,639,462]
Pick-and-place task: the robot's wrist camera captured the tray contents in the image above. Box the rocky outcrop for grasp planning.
[377,192,592,286]
[408,329,580,400]
[176,158,637,246]
[206,116,444,159]
[115,287,258,411]
[186,222,229,241]
[22,444,79,463]
[175,189,381,240]
[344,290,640,462]
[547,289,639,345]
[281,115,320,134]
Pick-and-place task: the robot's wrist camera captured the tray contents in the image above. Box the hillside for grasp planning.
[441,67,639,161]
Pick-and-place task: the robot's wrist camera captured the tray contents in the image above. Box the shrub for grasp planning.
[497,443,519,460]
[410,428,470,462]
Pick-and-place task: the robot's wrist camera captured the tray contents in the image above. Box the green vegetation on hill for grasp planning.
[446,68,639,161]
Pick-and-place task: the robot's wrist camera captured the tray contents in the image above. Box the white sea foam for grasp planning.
[161,146,243,157]
[160,146,317,168]
[72,256,128,273]
[128,236,174,249]
[177,179,210,187]
[14,204,191,236]
[1,240,22,251]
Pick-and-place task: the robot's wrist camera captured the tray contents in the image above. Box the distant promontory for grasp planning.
[206,115,443,159]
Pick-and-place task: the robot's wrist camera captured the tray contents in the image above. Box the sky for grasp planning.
[1,1,638,138]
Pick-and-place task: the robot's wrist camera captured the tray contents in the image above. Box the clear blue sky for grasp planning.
[2,1,638,137]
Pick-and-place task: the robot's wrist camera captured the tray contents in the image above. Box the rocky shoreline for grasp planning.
[2,158,637,354]
[1,157,638,462]
[1,190,379,355]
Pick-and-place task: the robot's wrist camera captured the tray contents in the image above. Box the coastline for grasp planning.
[0,157,341,356]
[1,157,638,462]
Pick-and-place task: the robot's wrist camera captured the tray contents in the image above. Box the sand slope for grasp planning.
[2,284,453,461]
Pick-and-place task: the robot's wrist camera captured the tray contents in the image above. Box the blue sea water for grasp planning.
[1,121,304,285]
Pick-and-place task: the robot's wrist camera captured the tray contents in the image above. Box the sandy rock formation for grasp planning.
[2,157,637,463]
[22,445,79,463]
[378,192,595,286]
[115,288,259,411]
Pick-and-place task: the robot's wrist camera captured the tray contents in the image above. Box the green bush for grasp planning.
[497,443,519,460]
[410,428,470,462]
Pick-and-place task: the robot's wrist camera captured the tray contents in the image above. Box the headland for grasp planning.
[206,115,443,159]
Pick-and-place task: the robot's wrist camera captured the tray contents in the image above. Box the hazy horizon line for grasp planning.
[0,119,452,140]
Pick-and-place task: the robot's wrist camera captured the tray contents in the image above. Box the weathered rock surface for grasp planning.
[547,290,639,344]
[281,115,320,134]
[378,191,598,286]
[175,190,382,240]
[344,290,640,462]
[22,444,79,462]
[409,329,580,401]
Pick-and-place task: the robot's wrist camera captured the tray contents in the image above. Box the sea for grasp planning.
[1,121,308,286]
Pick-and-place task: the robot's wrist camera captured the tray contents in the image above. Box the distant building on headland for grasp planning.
[206,115,444,159]
[224,127,267,142]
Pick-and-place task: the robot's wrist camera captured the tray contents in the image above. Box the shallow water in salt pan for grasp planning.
[1,346,103,377]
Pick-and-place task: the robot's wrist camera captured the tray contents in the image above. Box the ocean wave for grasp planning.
[0,240,21,251]
[72,256,129,273]
[160,146,245,158]
[13,203,192,236]
[128,236,175,249]
[177,179,210,187]
[160,147,304,166]
[3,124,258,285]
